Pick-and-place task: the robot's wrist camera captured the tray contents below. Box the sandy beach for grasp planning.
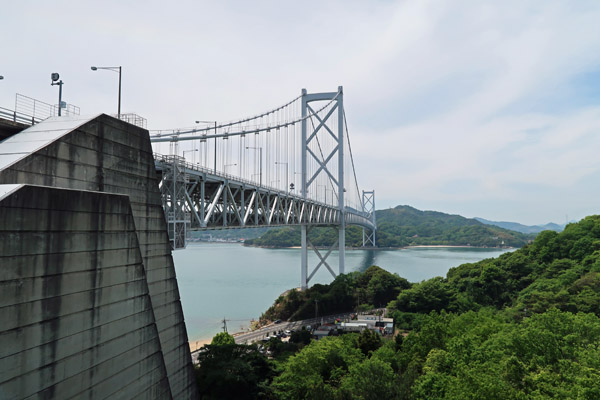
[188,338,213,353]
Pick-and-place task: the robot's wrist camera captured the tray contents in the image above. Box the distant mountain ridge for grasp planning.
[245,205,534,248]
[475,217,564,234]
[374,205,533,248]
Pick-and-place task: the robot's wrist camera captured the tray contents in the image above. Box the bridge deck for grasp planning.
[154,153,375,248]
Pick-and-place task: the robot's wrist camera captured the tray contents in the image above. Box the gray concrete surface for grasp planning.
[0,185,172,399]
[0,115,198,399]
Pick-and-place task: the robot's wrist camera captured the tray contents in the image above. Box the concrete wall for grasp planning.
[0,184,172,399]
[0,115,197,399]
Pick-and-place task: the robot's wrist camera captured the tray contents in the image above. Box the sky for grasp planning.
[2,0,600,226]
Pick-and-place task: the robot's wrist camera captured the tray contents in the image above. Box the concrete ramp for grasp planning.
[0,115,197,399]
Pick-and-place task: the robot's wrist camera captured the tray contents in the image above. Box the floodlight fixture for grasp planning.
[50,73,64,116]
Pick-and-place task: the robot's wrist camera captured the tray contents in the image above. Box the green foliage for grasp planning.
[217,216,600,399]
[289,328,312,345]
[405,309,600,400]
[262,266,408,322]
[357,328,382,356]
[210,331,235,346]
[338,357,399,399]
[270,336,365,399]
[195,344,274,399]
[390,277,457,314]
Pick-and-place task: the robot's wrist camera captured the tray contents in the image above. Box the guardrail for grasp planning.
[0,107,44,126]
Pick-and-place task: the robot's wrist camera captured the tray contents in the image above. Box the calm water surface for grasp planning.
[173,243,512,342]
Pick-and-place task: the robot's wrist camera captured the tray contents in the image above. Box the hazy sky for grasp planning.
[2,1,599,225]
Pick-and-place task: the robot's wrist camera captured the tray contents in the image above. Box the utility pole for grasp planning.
[222,317,228,333]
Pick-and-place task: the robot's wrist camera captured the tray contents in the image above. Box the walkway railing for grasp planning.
[0,107,44,126]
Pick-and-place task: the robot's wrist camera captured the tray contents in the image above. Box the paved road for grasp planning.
[189,309,387,361]
[233,309,386,344]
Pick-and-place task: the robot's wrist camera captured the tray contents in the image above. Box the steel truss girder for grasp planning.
[155,157,349,248]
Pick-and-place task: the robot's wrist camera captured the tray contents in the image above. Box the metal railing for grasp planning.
[0,106,44,125]
[14,93,80,121]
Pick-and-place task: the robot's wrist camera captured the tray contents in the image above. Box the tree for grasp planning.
[358,328,382,356]
[195,344,274,399]
[338,357,399,399]
[366,269,410,307]
[289,328,312,345]
[211,332,235,346]
[270,336,364,398]
[392,277,457,314]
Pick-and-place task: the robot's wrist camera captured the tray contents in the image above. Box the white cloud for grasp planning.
[2,0,600,224]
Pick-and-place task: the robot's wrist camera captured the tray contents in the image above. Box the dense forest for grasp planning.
[244,205,533,248]
[261,265,410,322]
[195,215,600,399]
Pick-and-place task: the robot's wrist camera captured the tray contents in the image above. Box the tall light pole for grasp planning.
[196,121,217,174]
[91,66,122,119]
[246,146,263,186]
[50,73,63,116]
[183,149,198,161]
[275,162,288,193]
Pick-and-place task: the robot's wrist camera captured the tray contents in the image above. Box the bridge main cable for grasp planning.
[149,91,340,143]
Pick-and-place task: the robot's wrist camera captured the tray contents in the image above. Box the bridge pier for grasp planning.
[301,225,308,290]
[339,220,345,275]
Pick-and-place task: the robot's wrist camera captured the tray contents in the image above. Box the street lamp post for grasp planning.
[275,162,288,193]
[246,147,263,186]
[196,121,217,174]
[318,184,331,204]
[91,66,122,118]
[183,149,198,162]
[224,163,237,175]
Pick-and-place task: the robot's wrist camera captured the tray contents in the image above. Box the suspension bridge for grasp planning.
[0,85,376,398]
[150,87,376,289]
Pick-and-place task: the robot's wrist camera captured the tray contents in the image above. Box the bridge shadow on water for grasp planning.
[356,249,377,273]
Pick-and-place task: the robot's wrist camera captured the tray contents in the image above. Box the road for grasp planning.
[189,309,387,361]
[233,309,386,344]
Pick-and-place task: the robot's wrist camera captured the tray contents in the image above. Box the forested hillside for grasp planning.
[195,215,600,399]
[244,205,533,248]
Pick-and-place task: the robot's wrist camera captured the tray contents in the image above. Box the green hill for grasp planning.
[196,216,600,399]
[244,205,533,248]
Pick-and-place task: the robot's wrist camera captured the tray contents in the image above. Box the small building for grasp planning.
[313,323,337,340]
[340,314,394,336]
[384,323,394,335]
[340,322,368,332]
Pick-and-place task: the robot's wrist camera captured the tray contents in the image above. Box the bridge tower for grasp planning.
[300,86,345,290]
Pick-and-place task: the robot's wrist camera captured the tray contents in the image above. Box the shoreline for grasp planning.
[184,243,514,350]
[243,244,514,251]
